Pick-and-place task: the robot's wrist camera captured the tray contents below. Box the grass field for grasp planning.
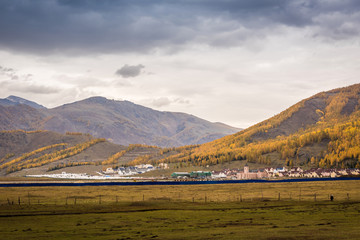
[0,180,360,239]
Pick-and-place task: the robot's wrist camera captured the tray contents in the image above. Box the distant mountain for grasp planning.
[43,97,241,147]
[0,96,241,147]
[0,95,46,109]
[0,104,45,131]
[158,83,360,169]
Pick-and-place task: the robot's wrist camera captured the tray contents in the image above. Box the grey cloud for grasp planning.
[115,64,144,78]
[312,11,360,40]
[13,84,59,94]
[0,0,359,55]
[0,65,59,94]
[0,65,32,81]
[0,65,16,78]
[0,65,14,73]
[1,81,60,94]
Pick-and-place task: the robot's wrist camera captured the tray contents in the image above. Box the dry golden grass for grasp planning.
[0,180,359,205]
[0,180,360,239]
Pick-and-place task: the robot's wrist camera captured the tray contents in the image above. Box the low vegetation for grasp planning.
[0,143,68,170]
[0,153,15,164]
[0,180,359,239]
[2,139,106,174]
[102,144,159,166]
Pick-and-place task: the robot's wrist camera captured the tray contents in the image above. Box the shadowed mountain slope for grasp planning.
[0,104,45,131]
[0,96,240,147]
[43,97,240,147]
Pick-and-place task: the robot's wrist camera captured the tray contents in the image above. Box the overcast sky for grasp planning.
[0,0,359,128]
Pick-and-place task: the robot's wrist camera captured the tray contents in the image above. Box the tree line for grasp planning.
[4,139,106,174]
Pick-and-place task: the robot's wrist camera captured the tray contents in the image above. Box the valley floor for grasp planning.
[0,181,360,239]
[0,201,359,240]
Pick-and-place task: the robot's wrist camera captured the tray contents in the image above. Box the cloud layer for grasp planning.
[1,0,360,55]
[0,0,359,128]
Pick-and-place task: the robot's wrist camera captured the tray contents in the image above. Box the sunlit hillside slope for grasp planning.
[139,84,360,169]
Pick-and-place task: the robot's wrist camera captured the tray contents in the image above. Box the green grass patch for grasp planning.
[0,180,360,239]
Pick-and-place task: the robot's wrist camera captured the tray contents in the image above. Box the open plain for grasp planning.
[0,180,359,239]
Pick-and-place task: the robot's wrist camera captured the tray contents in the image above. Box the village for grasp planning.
[173,164,360,180]
[26,163,165,180]
[102,163,360,180]
[27,163,360,180]
[103,164,158,176]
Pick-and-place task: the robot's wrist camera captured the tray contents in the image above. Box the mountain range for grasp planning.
[1,83,360,177]
[0,96,240,147]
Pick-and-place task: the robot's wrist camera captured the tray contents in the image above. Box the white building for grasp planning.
[158,163,169,169]
[212,172,227,179]
[105,168,115,174]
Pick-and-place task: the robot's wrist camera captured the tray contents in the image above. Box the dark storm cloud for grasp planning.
[115,64,145,78]
[0,0,359,55]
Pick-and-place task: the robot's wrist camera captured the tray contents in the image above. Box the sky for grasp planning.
[0,0,359,128]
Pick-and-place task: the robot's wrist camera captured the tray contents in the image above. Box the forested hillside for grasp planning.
[132,84,360,169]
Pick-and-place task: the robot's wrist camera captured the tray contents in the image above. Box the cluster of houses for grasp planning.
[266,167,360,179]
[171,171,212,179]
[28,163,359,180]
[104,164,156,176]
[96,161,360,180]
[172,165,360,180]
[103,163,170,176]
[27,172,131,180]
